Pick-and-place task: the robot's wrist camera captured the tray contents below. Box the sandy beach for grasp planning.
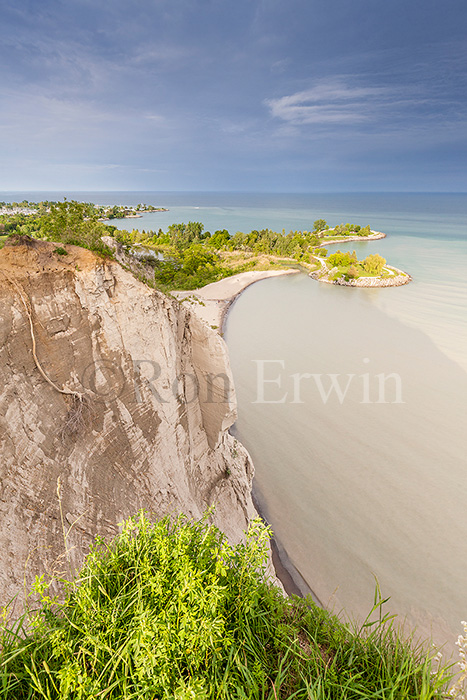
[173,268,299,330]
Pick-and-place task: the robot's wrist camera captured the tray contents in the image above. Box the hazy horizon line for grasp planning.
[1,190,467,195]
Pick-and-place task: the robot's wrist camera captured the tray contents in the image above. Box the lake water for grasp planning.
[4,191,467,653]
[225,273,467,655]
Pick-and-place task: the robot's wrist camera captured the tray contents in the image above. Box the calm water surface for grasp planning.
[225,274,467,653]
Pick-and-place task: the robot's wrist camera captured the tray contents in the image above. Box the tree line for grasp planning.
[0,201,382,288]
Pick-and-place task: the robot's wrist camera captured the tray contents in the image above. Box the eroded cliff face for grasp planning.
[0,239,256,604]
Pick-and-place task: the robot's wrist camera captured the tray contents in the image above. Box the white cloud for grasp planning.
[265,80,390,125]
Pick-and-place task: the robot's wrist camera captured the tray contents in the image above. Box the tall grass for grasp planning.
[0,512,455,699]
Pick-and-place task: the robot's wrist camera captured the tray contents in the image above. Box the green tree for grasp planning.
[207,229,231,249]
[182,244,217,275]
[168,222,204,250]
[39,200,111,254]
[363,253,386,275]
[307,233,320,247]
[328,250,355,267]
[313,219,327,232]
[292,244,303,260]
[229,231,247,250]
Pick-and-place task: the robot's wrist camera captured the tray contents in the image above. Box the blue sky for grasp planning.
[1,0,466,191]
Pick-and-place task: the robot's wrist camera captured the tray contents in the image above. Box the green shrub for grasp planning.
[328,250,358,268]
[345,264,359,280]
[0,513,453,699]
[39,200,113,256]
[363,253,386,275]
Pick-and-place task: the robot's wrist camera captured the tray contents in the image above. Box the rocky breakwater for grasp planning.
[0,237,256,606]
[309,266,411,287]
[334,267,411,287]
[316,230,387,247]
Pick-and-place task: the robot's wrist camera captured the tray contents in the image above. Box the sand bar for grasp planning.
[173,268,299,330]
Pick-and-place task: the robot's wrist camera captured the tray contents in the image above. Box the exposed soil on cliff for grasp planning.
[0,238,256,607]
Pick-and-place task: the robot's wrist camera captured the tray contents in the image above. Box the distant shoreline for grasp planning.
[100,208,168,221]
[172,226,412,323]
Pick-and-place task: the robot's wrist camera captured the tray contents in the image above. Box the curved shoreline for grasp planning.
[173,268,300,330]
[177,269,325,597]
[309,266,412,287]
[172,227,398,323]
[311,230,411,287]
[317,230,386,247]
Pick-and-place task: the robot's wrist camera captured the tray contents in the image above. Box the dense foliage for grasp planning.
[327,250,387,280]
[0,199,389,288]
[0,513,453,699]
[39,201,113,255]
[141,222,321,259]
[0,200,114,255]
[363,253,387,274]
[140,245,238,290]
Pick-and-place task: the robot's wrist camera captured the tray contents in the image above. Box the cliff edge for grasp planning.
[0,238,256,605]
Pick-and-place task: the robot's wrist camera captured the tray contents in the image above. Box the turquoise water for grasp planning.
[322,235,467,372]
[4,191,467,651]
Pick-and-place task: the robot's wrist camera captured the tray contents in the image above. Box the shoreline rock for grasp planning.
[309,266,412,287]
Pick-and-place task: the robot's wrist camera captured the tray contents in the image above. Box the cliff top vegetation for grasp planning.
[0,512,457,699]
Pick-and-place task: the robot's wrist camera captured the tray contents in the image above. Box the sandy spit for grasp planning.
[173,269,300,330]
